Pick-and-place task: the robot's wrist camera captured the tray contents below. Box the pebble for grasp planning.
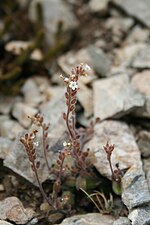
[131,47,150,69]
[89,0,109,15]
[128,205,150,225]
[137,130,150,158]
[0,221,13,225]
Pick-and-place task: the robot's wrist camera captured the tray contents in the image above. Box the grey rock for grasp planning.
[126,25,150,44]
[12,102,38,128]
[0,137,13,159]
[137,130,150,158]
[122,165,150,210]
[0,117,23,140]
[128,205,150,225]
[89,0,109,15]
[84,120,142,180]
[0,96,14,115]
[29,0,78,45]
[131,47,150,69]
[0,221,13,225]
[132,70,150,118]
[143,159,150,191]
[0,196,35,224]
[112,0,150,28]
[87,45,111,77]
[113,217,131,225]
[93,74,144,120]
[59,213,115,225]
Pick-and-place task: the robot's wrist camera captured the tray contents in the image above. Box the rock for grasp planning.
[0,96,14,115]
[0,137,13,159]
[59,213,115,225]
[58,47,97,84]
[89,0,109,15]
[12,102,38,128]
[113,217,130,225]
[131,47,150,69]
[5,40,43,61]
[0,197,35,224]
[0,221,13,225]
[87,45,111,77]
[93,74,144,120]
[77,82,93,117]
[132,70,150,118]
[85,120,142,180]
[122,165,150,210]
[126,25,150,44]
[112,0,150,28]
[0,117,23,140]
[143,159,150,191]
[128,205,150,225]
[29,0,79,45]
[0,184,4,192]
[137,130,150,157]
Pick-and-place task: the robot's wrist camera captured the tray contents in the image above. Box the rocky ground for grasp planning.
[0,0,150,224]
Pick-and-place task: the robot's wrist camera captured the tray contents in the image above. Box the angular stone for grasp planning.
[87,45,111,77]
[84,120,142,180]
[94,74,144,120]
[113,217,130,225]
[0,137,13,159]
[0,221,13,225]
[29,0,79,45]
[12,102,38,128]
[126,25,150,44]
[89,0,109,15]
[60,213,115,225]
[122,165,150,209]
[112,0,150,28]
[128,205,150,225]
[132,70,150,118]
[131,47,150,69]
[0,197,34,224]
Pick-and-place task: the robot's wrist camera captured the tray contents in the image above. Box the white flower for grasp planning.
[84,64,91,71]
[64,77,69,82]
[69,81,78,90]
[63,141,71,147]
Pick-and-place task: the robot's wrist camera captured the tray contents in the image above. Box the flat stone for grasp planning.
[29,0,79,45]
[93,74,144,120]
[0,197,34,224]
[12,102,38,128]
[132,70,150,118]
[112,0,150,28]
[59,213,115,225]
[137,130,150,158]
[0,96,14,115]
[0,137,13,159]
[128,205,150,225]
[84,120,141,180]
[122,165,150,209]
[89,0,109,15]
[126,25,150,44]
[0,117,23,140]
[113,217,130,225]
[131,47,150,69]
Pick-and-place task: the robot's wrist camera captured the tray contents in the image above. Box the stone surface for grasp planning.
[143,159,150,191]
[0,117,23,140]
[87,45,111,77]
[122,165,150,210]
[126,25,150,44]
[128,205,150,225]
[93,74,144,120]
[0,137,13,159]
[131,47,150,69]
[112,0,150,28]
[29,0,78,45]
[12,102,38,128]
[89,0,109,15]
[0,197,34,224]
[60,213,115,225]
[85,120,142,180]
[0,221,13,225]
[132,70,150,118]
[137,130,150,158]
[113,217,131,225]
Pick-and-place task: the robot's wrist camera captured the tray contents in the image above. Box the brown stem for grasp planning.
[42,128,51,172]
[66,88,74,140]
